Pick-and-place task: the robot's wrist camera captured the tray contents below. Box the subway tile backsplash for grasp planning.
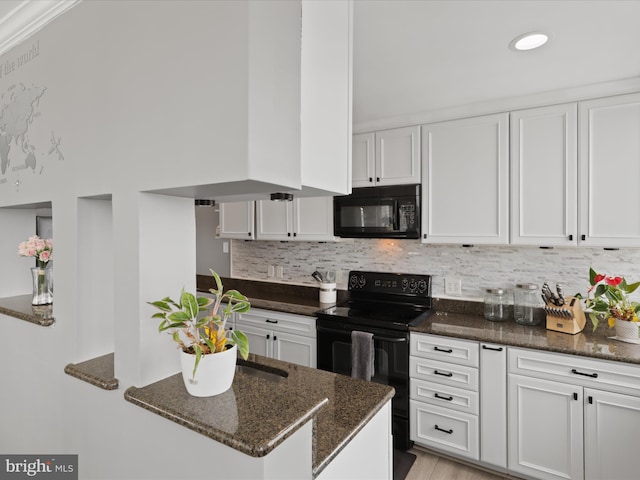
[230,239,640,301]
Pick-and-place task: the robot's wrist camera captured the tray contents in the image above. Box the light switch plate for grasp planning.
[445,277,462,295]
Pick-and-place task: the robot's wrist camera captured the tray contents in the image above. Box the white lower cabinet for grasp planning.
[508,347,640,480]
[479,343,507,469]
[584,389,640,480]
[410,333,480,460]
[508,374,584,480]
[236,308,316,368]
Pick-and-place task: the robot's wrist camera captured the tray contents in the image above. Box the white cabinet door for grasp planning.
[256,200,292,240]
[257,197,336,241]
[508,374,584,480]
[479,343,507,469]
[579,93,640,247]
[375,126,421,186]
[352,132,375,188]
[584,388,640,480]
[219,201,255,240]
[511,103,578,246]
[240,323,272,358]
[273,331,317,368]
[422,113,509,244]
[293,197,335,241]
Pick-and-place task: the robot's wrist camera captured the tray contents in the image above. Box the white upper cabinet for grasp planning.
[421,113,509,244]
[510,103,578,246]
[352,126,421,188]
[219,201,255,240]
[579,93,640,247]
[256,197,336,241]
[352,133,375,188]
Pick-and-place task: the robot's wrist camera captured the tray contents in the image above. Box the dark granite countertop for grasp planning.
[412,311,640,365]
[124,354,394,477]
[197,275,346,317]
[0,294,55,326]
[64,353,119,390]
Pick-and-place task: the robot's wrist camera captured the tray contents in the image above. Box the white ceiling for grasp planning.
[1,1,639,132]
[353,0,640,129]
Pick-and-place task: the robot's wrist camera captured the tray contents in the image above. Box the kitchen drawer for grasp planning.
[410,356,479,391]
[236,308,316,338]
[509,347,640,397]
[411,333,479,367]
[411,378,479,415]
[410,400,479,460]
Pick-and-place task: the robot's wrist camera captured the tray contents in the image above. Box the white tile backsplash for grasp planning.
[230,239,640,302]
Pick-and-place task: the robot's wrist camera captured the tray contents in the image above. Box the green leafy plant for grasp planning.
[148,270,250,378]
[582,267,640,331]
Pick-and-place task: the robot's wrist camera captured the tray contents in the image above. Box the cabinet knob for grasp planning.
[293,232,297,237]
[568,234,573,241]
[369,177,373,182]
[266,334,270,340]
[248,232,252,237]
[423,234,427,239]
[287,232,291,237]
[376,177,380,182]
[273,335,277,342]
[581,234,586,241]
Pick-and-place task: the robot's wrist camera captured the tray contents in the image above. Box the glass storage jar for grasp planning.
[484,288,509,322]
[514,283,541,326]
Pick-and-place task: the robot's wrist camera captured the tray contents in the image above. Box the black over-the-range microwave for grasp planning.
[333,184,421,239]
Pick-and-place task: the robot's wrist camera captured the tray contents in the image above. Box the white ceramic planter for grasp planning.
[615,320,640,341]
[180,344,237,397]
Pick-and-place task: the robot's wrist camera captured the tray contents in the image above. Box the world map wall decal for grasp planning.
[0,40,64,191]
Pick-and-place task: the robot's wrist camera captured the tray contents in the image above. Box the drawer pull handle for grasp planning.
[434,393,453,401]
[482,345,503,351]
[265,319,278,324]
[434,425,453,434]
[434,346,453,353]
[571,368,598,378]
[434,370,453,377]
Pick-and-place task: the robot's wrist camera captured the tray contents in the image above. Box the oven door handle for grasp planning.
[317,326,407,343]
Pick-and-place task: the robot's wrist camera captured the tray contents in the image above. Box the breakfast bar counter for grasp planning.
[124,353,394,478]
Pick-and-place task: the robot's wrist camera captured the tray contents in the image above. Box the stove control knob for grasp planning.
[418,279,428,293]
[358,275,366,288]
[401,279,409,291]
[409,279,417,292]
[349,274,358,289]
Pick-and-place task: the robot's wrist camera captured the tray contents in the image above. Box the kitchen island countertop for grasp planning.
[125,353,394,477]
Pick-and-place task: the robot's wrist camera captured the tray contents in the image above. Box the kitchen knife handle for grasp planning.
[571,368,598,378]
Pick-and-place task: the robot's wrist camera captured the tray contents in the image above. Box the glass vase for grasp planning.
[31,266,53,306]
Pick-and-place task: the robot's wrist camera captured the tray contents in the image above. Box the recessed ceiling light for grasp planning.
[509,32,549,51]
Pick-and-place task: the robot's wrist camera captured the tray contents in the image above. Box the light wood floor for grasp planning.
[405,447,508,480]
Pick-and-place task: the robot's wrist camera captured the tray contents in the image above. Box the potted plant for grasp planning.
[583,268,640,341]
[148,270,250,397]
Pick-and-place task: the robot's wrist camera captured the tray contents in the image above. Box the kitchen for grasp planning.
[1,1,640,480]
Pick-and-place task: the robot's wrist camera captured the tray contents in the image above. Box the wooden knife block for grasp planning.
[545,296,586,335]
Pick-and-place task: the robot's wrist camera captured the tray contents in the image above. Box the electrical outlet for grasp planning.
[267,265,275,277]
[275,265,284,278]
[445,277,462,295]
